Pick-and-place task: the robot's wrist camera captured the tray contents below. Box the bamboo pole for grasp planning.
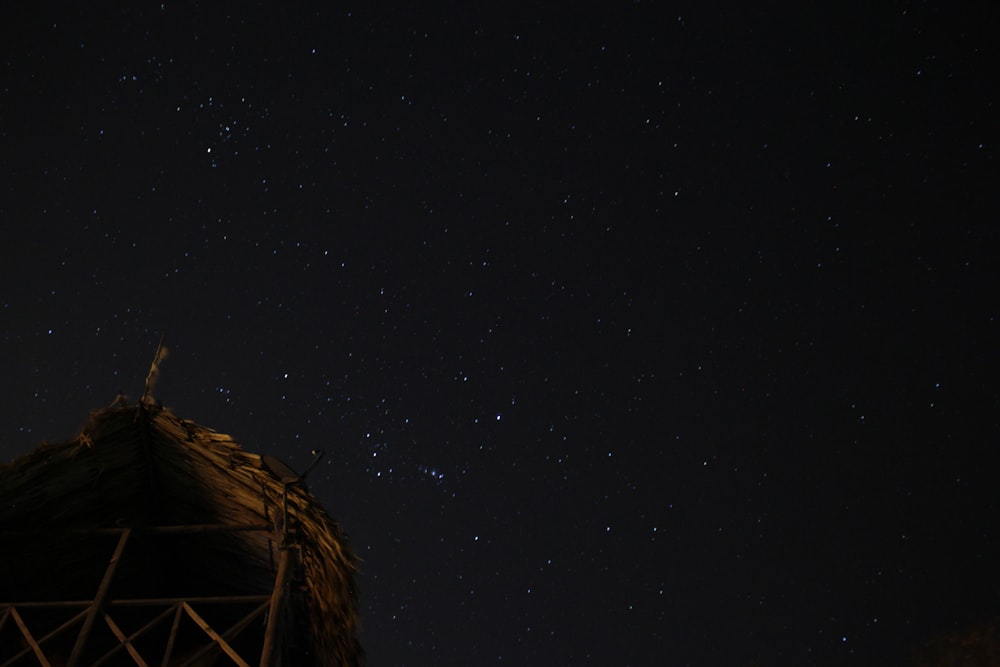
[260,545,295,667]
[161,604,183,667]
[172,600,267,667]
[102,613,149,667]
[0,522,271,538]
[67,527,131,667]
[90,604,178,667]
[181,602,251,667]
[8,606,52,667]
[0,607,88,667]
[4,594,270,608]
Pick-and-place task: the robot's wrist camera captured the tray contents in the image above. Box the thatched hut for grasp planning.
[0,400,363,666]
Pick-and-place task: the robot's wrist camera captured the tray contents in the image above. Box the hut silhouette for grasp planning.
[0,381,363,665]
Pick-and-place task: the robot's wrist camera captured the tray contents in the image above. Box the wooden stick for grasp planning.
[0,522,272,538]
[90,604,178,667]
[67,527,131,667]
[162,604,183,667]
[7,606,52,667]
[0,607,88,667]
[181,602,252,667]
[260,545,296,667]
[5,594,270,608]
[172,600,268,667]
[102,612,150,667]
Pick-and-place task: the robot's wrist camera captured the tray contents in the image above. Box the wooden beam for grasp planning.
[0,523,272,538]
[175,600,269,667]
[7,606,52,667]
[0,607,88,667]
[102,612,149,667]
[91,604,178,667]
[5,594,270,609]
[1,595,272,667]
[181,602,252,667]
[260,545,296,667]
[67,526,131,667]
[111,594,271,607]
[162,604,183,667]
[141,523,272,534]
[227,600,270,640]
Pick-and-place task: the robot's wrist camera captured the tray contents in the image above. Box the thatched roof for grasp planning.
[0,402,363,666]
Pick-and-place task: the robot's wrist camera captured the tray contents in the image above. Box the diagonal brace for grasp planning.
[67,527,132,667]
[181,602,252,667]
[7,606,53,667]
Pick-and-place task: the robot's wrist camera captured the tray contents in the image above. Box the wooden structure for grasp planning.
[0,401,363,666]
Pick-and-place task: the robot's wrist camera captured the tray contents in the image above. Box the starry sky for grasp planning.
[1,3,998,665]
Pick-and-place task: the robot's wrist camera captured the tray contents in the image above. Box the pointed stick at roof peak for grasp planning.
[141,334,169,406]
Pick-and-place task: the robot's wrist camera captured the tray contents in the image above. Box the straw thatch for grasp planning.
[0,402,363,666]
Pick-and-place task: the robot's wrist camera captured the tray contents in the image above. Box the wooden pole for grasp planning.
[181,602,251,667]
[161,604,184,667]
[67,527,131,667]
[0,608,88,667]
[0,522,272,538]
[171,600,267,667]
[102,613,149,667]
[8,606,52,667]
[259,545,295,667]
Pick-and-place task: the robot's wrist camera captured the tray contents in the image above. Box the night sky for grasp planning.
[1,3,998,665]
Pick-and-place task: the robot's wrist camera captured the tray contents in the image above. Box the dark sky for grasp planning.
[1,2,997,665]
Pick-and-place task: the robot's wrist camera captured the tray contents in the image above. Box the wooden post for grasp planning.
[67,527,131,667]
[259,545,295,667]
